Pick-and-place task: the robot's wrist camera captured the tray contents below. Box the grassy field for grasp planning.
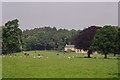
[2,50,119,78]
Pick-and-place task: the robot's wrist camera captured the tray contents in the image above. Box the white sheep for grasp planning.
[68,57,71,59]
[38,56,41,59]
[33,56,36,58]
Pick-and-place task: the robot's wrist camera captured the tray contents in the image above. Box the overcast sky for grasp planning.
[2,2,118,30]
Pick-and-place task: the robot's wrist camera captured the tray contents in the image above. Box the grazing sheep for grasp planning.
[38,54,40,56]
[68,57,71,59]
[27,54,29,56]
[37,54,43,59]
[38,56,41,59]
[57,54,59,56]
[24,53,27,55]
[23,52,29,58]
[33,56,36,58]
[23,51,26,54]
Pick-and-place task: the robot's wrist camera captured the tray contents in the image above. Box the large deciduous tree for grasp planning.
[115,27,120,56]
[2,19,22,54]
[73,26,101,58]
[90,25,118,59]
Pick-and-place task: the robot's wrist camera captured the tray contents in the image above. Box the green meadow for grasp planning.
[2,50,119,78]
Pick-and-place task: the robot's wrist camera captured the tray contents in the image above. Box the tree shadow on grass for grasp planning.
[75,56,119,60]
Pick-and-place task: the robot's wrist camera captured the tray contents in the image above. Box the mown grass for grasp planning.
[2,50,119,78]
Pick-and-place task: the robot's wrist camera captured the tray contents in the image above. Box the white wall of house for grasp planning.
[64,45,88,54]
[64,48,75,51]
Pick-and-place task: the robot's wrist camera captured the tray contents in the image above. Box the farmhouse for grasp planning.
[64,44,87,53]
[64,44,75,52]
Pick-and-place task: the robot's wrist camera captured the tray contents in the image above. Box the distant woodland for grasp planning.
[2,19,120,58]
[22,26,78,51]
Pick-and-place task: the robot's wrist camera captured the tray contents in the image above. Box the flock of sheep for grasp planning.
[2,51,79,59]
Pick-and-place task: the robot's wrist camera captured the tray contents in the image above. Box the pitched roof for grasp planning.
[65,45,75,48]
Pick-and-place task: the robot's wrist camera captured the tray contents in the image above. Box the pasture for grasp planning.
[2,50,119,78]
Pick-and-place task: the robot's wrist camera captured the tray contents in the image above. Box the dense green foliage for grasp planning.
[73,26,101,58]
[90,25,118,58]
[2,19,22,54]
[2,19,78,53]
[2,19,120,59]
[116,28,120,53]
[73,26,101,50]
[2,51,118,78]
[0,26,2,54]
[23,27,78,51]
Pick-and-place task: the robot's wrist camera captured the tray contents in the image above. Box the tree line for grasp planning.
[1,19,120,59]
[2,19,78,54]
[22,26,78,51]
